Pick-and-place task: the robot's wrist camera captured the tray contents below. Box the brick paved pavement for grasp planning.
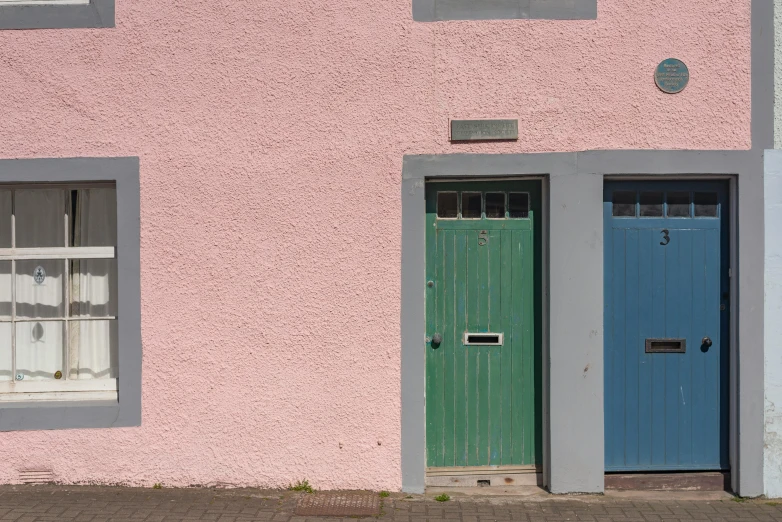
[2,485,782,521]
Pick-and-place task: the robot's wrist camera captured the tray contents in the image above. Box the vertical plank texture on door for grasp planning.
[603,182,729,472]
[425,181,541,469]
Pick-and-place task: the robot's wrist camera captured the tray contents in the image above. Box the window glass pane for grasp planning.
[436,192,458,219]
[0,190,10,248]
[612,191,636,217]
[70,259,117,318]
[462,192,482,219]
[509,193,529,218]
[0,322,10,382]
[71,188,117,246]
[667,192,690,217]
[15,260,64,319]
[15,189,65,248]
[639,192,663,217]
[695,192,719,217]
[15,321,64,381]
[485,193,505,218]
[0,262,9,319]
[69,320,117,380]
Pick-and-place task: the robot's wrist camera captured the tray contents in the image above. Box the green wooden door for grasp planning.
[425,181,542,469]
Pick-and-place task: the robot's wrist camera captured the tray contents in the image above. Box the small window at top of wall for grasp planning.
[0,0,114,30]
[412,0,597,22]
[0,0,88,4]
[0,186,118,402]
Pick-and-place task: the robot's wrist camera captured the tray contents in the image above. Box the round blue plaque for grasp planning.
[655,58,689,94]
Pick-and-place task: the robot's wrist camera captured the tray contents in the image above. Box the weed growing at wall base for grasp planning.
[434,494,450,502]
[288,480,314,493]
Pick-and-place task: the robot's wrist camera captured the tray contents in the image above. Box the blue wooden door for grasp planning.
[604,181,729,472]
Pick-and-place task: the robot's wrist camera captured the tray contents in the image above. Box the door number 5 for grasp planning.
[660,229,670,246]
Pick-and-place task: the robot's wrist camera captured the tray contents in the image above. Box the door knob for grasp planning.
[702,337,713,348]
[432,333,442,347]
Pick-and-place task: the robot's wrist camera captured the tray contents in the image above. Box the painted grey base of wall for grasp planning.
[0,0,114,30]
[401,150,764,496]
[412,0,596,22]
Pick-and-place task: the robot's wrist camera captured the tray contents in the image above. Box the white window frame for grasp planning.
[0,184,118,402]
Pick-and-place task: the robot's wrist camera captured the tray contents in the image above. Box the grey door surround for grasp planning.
[402,151,763,496]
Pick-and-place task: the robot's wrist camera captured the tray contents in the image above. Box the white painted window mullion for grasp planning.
[64,192,70,382]
[10,190,15,383]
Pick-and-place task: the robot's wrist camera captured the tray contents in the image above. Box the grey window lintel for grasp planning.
[413,0,597,22]
[0,0,114,30]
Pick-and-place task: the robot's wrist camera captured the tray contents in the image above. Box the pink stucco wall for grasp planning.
[0,0,750,490]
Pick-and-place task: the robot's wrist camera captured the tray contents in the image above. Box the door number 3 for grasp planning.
[660,229,670,246]
[478,231,489,246]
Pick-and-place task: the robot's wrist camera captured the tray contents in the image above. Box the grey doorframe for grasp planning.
[401,150,763,495]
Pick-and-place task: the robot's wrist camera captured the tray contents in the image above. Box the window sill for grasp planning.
[0,391,117,402]
[0,378,123,430]
[0,398,117,409]
[0,378,117,402]
[0,398,130,431]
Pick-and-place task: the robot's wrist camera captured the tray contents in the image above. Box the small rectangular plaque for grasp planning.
[450,119,518,141]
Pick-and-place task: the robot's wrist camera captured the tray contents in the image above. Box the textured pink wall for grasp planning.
[0,0,750,489]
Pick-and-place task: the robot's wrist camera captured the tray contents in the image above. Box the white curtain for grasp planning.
[15,189,65,248]
[69,188,117,380]
[14,190,65,381]
[4,188,117,383]
[0,189,10,248]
